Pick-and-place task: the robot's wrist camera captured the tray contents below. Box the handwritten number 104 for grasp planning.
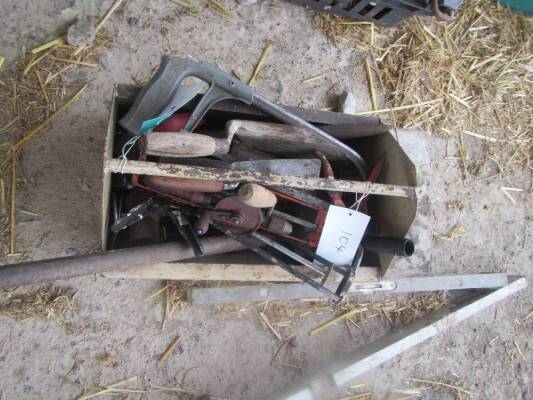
[336,231,352,253]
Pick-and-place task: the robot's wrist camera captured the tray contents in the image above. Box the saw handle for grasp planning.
[119,56,253,135]
[120,56,367,178]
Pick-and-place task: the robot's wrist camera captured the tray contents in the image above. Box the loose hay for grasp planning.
[162,281,189,330]
[158,334,183,363]
[308,292,450,335]
[410,377,477,397]
[0,0,123,257]
[217,291,450,334]
[74,375,207,400]
[0,286,74,325]
[0,33,112,256]
[248,40,273,86]
[316,0,532,178]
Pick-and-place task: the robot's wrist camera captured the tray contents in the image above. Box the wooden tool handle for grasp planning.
[230,119,346,161]
[238,184,277,208]
[145,131,230,158]
[142,175,224,194]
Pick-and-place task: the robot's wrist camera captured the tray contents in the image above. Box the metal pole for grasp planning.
[261,277,527,400]
[0,236,246,289]
[187,273,511,305]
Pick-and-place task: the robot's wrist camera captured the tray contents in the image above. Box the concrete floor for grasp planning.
[0,0,531,399]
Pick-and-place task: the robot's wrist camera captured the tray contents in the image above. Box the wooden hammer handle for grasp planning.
[145,131,230,158]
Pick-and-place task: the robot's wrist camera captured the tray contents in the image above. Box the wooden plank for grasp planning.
[103,263,379,282]
[105,159,416,198]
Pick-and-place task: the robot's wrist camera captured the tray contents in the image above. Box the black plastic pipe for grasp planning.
[361,235,415,257]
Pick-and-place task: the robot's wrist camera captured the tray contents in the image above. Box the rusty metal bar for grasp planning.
[0,236,246,289]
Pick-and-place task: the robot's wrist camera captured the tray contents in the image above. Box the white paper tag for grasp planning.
[316,205,370,267]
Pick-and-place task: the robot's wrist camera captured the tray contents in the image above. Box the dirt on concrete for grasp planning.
[0,0,531,399]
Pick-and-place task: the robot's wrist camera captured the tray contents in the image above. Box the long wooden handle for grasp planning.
[145,131,230,158]
[106,159,416,198]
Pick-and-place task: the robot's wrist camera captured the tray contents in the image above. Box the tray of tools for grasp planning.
[102,56,418,302]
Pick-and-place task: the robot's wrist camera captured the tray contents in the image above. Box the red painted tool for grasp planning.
[153,113,204,132]
[315,150,345,207]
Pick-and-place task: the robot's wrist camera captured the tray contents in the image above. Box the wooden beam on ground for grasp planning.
[103,263,379,283]
[105,159,416,198]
